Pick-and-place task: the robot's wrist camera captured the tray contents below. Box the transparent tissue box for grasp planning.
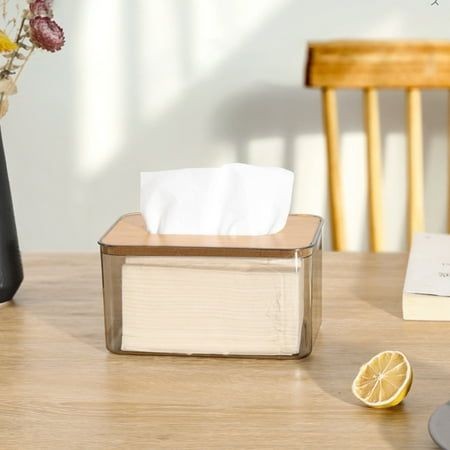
[99,213,323,358]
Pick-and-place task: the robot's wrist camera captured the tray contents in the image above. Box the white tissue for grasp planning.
[140,163,294,235]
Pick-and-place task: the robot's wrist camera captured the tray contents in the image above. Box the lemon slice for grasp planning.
[352,351,413,408]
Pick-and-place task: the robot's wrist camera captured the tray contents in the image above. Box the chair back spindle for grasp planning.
[364,87,383,252]
[406,88,425,244]
[306,40,450,251]
[321,87,346,251]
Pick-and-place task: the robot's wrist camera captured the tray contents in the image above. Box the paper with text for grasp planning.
[404,233,450,297]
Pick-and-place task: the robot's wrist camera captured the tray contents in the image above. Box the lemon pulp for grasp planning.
[352,350,412,408]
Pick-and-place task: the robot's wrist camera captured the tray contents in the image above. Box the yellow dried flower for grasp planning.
[0,31,18,52]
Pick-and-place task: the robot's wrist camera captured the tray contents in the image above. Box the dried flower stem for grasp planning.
[0,14,26,110]
[13,44,33,82]
[1,16,25,76]
[1,0,8,21]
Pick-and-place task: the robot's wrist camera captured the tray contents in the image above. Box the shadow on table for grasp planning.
[349,252,408,320]
[312,253,445,447]
[303,331,446,449]
[15,255,106,353]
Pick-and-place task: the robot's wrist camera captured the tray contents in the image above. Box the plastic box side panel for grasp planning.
[101,252,124,353]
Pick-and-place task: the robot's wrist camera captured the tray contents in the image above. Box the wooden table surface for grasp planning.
[0,253,447,449]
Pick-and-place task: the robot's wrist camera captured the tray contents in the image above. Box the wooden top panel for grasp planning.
[305,40,450,88]
[99,213,323,257]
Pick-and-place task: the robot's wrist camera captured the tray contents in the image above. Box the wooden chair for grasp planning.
[305,40,450,251]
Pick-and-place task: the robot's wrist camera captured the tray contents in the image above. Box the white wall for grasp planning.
[3,0,450,251]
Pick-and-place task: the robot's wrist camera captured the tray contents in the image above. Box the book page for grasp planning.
[404,233,450,297]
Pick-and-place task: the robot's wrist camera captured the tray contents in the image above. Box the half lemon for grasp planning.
[352,350,413,408]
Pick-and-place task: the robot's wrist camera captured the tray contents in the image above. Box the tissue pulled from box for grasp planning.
[140,163,294,235]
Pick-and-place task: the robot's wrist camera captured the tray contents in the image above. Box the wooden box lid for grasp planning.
[99,213,323,258]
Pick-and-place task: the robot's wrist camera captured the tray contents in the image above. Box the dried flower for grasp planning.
[0,96,8,118]
[0,78,17,95]
[29,0,53,18]
[0,30,17,52]
[29,16,64,52]
[0,1,64,119]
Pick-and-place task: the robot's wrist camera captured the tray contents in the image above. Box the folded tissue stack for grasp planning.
[99,164,323,358]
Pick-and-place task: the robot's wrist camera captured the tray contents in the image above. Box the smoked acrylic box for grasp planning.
[99,213,323,358]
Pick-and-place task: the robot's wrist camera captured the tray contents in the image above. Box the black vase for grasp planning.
[0,129,23,303]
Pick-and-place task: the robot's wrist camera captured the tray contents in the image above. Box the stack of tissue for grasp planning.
[121,164,299,356]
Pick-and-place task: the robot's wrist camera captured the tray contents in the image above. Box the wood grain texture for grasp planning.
[322,88,346,251]
[364,88,384,252]
[0,253,446,449]
[406,88,425,244]
[306,40,450,88]
[100,213,323,258]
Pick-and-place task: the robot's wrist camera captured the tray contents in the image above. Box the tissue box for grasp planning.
[99,213,323,358]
